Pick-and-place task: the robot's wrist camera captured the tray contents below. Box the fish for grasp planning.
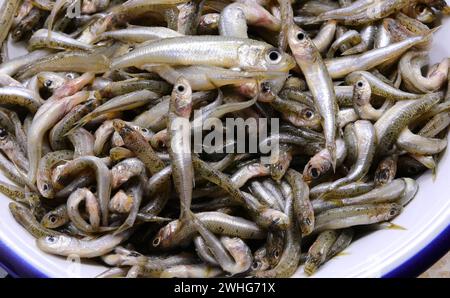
[111,35,295,72]
[167,77,194,220]
[0,0,446,279]
[288,23,338,168]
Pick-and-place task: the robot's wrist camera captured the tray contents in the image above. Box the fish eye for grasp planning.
[357,81,364,88]
[271,217,281,226]
[267,50,282,64]
[304,218,312,225]
[176,85,185,93]
[296,32,306,41]
[252,261,261,270]
[273,250,280,259]
[44,80,53,88]
[47,236,56,243]
[0,128,7,139]
[310,168,320,179]
[304,109,314,119]
[152,237,161,247]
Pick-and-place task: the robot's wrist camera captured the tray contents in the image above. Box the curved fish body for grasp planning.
[325,120,377,192]
[374,92,442,156]
[0,0,20,46]
[27,91,92,184]
[52,156,111,226]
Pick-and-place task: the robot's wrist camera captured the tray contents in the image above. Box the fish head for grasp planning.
[252,247,270,272]
[266,232,284,267]
[171,76,193,118]
[152,220,180,249]
[304,255,321,276]
[41,211,66,229]
[374,156,397,187]
[287,24,317,63]
[258,75,288,102]
[352,76,372,107]
[377,203,403,222]
[112,119,134,138]
[260,208,290,230]
[37,177,56,199]
[37,235,71,253]
[282,106,321,129]
[220,236,252,269]
[270,148,292,182]
[262,47,296,72]
[12,25,25,42]
[109,190,133,213]
[303,149,332,183]
[37,72,67,91]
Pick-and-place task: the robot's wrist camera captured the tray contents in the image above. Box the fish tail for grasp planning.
[327,142,337,172]
[179,209,198,231]
[64,115,92,137]
[379,222,407,231]
[419,26,441,46]
[11,159,37,193]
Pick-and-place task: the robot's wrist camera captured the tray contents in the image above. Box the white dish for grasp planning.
[0,10,449,278]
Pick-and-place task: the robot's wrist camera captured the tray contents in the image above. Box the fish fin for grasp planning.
[327,144,337,172]
[335,251,350,257]
[429,26,442,34]
[379,222,407,230]
[64,114,92,137]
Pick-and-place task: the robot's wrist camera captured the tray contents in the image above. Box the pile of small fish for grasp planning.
[0,0,449,278]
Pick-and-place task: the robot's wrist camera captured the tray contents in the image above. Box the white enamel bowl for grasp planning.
[0,12,449,278]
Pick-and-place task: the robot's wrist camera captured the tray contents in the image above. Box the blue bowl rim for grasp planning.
[1,223,449,278]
